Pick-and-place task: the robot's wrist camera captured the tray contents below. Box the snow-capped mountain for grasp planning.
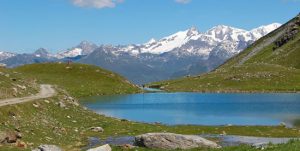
[56,41,98,59]
[78,23,281,83]
[0,23,281,84]
[250,23,282,38]
[34,48,54,58]
[113,23,281,57]
[0,51,16,61]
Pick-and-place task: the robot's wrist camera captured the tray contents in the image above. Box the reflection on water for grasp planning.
[81,93,300,126]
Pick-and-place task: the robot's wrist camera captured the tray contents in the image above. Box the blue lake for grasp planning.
[81,93,300,127]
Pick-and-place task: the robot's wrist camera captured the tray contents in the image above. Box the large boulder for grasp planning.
[87,144,112,151]
[134,133,220,150]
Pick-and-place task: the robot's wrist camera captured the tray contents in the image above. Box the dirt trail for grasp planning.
[0,85,56,107]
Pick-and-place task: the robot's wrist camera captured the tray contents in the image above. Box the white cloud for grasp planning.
[175,0,191,4]
[71,0,124,9]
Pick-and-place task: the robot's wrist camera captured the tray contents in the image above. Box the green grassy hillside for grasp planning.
[0,67,38,99]
[14,63,141,98]
[150,14,300,92]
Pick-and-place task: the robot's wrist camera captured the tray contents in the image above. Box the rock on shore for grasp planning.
[134,133,220,150]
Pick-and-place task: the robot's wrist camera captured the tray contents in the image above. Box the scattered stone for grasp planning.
[16,85,27,90]
[134,133,220,150]
[44,100,50,104]
[33,103,39,108]
[8,111,16,117]
[16,140,27,148]
[252,142,269,149]
[58,102,66,108]
[121,144,136,150]
[45,137,53,140]
[12,88,18,94]
[67,96,74,101]
[0,132,6,143]
[90,127,104,133]
[87,144,112,151]
[221,131,227,136]
[0,63,7,68]
[32,144,62,151]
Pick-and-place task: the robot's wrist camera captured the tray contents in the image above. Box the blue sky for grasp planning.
[0,0,299,53]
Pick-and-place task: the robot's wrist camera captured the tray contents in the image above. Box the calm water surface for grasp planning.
[81,93,300,126]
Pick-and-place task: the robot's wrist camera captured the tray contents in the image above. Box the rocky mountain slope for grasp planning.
[149,14,300,92]
[0,51,15,61]
[0,23,281,84]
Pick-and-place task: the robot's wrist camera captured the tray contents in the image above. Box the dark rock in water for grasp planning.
[134,133,220,150]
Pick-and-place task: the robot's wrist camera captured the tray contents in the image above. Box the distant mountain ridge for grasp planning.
[0,23,281,84]
[149,14,300,92]
[0,51,15,61]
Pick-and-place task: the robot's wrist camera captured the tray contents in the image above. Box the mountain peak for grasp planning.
[208,25,245,32]
[188,26,198,32]
[33,48,51,58]
[206,25,246,41]
[76,41,98,55]
[77,41,97,48]
[251,23,282,36]
[34,48,49,55]
[147,38,157,44]
[187,26,200,36]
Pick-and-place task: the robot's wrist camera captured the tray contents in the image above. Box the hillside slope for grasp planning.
[0,67,38,99]
[150,14,300,92]
[15,63,140,97]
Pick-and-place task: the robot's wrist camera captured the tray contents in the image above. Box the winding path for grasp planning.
[0,84,56,107]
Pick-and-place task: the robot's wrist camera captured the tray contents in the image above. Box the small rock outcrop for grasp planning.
[273,15,300,50]
[87,144,112,151]
[0,131,22,144]
[90,127,104,133]
[121,144,136,150]
[32,144,62,151]
[134,133,220,150]
[58,101,66,108]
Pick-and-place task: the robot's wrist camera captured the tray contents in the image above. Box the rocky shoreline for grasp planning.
[84,133,300,150]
